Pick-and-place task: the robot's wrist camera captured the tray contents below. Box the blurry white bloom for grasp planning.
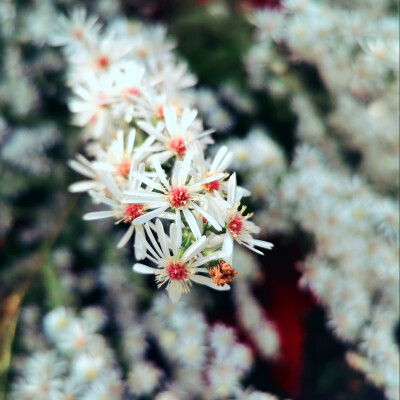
[127,361,162,396]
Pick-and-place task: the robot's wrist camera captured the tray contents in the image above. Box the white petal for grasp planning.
[156,219,170,258]
[127,128,136,156]
[89,190,118,208]
[169,223,181,256]
[218,151,233,172]
[117,224,134,248]
[191,203,222,231]
[130,172,164,191]
[167,282,182,303]
[144,223,164,259]
[133,205,169,225]
[196,172,225,186]
[183,209,201,239]
[151,156,167,182]
[248,238,274,250]
[191,275,230,291]
[191,250,226,268]
[182,235,208,260]
[68,159,97,178]
[100,173,121,199]
[83,211,115,220]
[210,146,228,171]
[222,235,234,264]
[133,263,157,275]
[137,120,166,142]
[227,173,236,206]
[175,210,182,247]
[242,242,264,255]
[68,181,99,193]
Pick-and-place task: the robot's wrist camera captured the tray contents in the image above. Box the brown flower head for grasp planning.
[209,261,238,287]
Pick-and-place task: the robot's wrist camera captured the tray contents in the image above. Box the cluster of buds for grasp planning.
[51,9,273,302]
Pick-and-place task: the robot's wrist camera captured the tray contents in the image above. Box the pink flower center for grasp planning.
[155,105,164,118]
[203,178,220,193]
[227,214,243,237]
[166,261,188,280]
[72,29,83,39]
[123,204,145,223]
[168,137,186,158]
[97,56,110,69]
[117,160,131,178]
[137,47,147,58]
[122,87,140,99]
[167,186,190,209]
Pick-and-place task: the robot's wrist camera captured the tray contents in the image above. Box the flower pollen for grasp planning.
[203,178,220,193]
[227,214,243,237]
[97,56,110,69]
[168,137,186,158]
[124,203,145,223]
[117,159,131,178]
[167,186,190,209]
[166,261,188,280]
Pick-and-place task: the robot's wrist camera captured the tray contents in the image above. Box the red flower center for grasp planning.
[203,178,220,193]
[168,137,186,158]
[123,204,144,223]
[97,56,109,69]
[227,214,243,236]
[116,160,131,178]
[167,186,190,209]
[72,29,83,39]
[155,105,164,118]
[166,261,188,280]
[122,87,140,99]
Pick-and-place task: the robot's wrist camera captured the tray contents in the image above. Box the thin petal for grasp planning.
[83,211,115,220]
[133,205,169,225]
[183,209,201,239]
[133,263,157,275]
[117,224,134,248]
[191,250,226,268]
[182,235,208,261]
[191,275,230,291]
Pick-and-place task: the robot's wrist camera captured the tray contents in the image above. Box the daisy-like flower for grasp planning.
[69,73,115,139]
[92,129,157,183]
[210,173,273,263]
[83,169,150,255]
[48,7,102,48]
[112,61,146,102]
[137,107,213,163]
[123,152,224,240]
[191,144,231,195]
[133,219,229,302]
[68,32,132,79]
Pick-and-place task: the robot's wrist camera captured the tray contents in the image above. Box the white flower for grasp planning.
[210,173,273,263]
[69,73,115,139]
[123,151,224,240]
[133,219,229,302]
[137,107,213,163]
[127,361,162,396]
[49,7,102,48]
[91,128,157,182]
[83,170,149,254]
[43,307,74,342]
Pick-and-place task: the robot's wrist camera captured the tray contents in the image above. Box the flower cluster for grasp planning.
[10,285,285,400]
[238,1,399,398]
[52,8,273,302]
